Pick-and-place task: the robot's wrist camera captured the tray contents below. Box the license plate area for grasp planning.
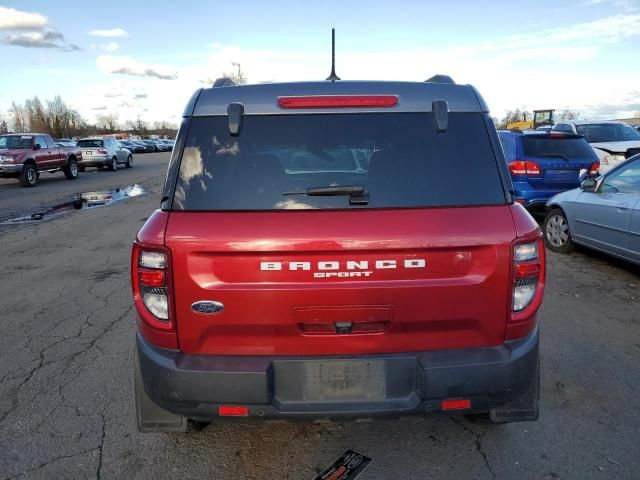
[303,360,386,401]
[544,169,577,183]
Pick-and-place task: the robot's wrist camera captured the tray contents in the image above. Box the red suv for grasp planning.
[132,76,545,432]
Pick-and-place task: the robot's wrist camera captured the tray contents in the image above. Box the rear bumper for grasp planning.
[513,185,572,213]
[136,327,539,420]
[78,155,110,166]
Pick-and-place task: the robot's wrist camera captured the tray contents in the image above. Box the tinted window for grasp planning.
[498,133,517,161]
[576,123,640,143]
[554,124,574,133]
[173,113,506,210]
[523,137,597,160]
[78,139,104,148]
[0,135,33,149]
[600,159,640,194]
[35,136,47,149]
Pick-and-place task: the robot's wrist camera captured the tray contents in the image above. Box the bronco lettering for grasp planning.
[260,259,426,271]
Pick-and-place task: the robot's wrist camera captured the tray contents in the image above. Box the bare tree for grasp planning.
[25,96,48,133]
[0,120,8,134]
[97,113,119,133]
[9,101,27,133]
[206,63,248,86]
[126,116,148,137]
[557,109,579,121]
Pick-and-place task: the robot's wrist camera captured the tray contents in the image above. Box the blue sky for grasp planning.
[1,0,639,126]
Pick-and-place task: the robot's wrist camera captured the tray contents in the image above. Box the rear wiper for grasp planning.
[539,153,569,161]
[283,185,369,205]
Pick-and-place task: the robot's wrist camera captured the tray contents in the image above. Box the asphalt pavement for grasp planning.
[0,151,639,479]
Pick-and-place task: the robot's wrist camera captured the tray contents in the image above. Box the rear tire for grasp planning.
[64,158,79,180]
[125,155,133,168]
[543,208,573,253]
[19,163,38,187]
[109,157,118,171]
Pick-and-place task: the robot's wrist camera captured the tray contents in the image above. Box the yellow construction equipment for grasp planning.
[507,109,555,130]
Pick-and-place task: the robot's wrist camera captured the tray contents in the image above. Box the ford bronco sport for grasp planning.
[132,76,545,432]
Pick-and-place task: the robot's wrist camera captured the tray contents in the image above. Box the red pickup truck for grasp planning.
[0,133,82,187]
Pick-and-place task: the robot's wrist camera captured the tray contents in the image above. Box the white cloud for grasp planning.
[89,28,128,38]
[0,6,47,30]
[2,29,80,51]
[93,42,119,52]
[96,55,177,80]
[73,13,640,124]
[502,13,640,47]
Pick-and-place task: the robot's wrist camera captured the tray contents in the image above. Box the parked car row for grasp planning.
[119,139,174,153]
[54,138,175,153]
[497,123,640,266]
[1,132,176,187]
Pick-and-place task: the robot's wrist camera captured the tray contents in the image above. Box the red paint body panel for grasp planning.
[135,209,169,245]
[160,206,534,356]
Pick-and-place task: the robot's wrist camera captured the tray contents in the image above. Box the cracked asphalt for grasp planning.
[1,152,639,479]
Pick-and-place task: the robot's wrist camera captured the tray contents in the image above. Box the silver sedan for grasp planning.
[544,154,640,265]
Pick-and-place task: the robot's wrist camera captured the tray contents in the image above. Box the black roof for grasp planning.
[185,80,489,117]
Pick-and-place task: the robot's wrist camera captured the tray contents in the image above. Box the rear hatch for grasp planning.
[165,111,515,356]
[77,139,105,157]
[520,134,598,189]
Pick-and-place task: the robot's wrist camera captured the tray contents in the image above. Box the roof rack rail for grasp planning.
[425,74,455,84]
[212,77,237,88]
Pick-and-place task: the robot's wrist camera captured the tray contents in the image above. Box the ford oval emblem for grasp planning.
[191,301,224,315]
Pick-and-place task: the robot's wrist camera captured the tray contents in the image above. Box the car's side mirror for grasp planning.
[34,143,41,150]
[578,168,588,182]
[580,178,597,192]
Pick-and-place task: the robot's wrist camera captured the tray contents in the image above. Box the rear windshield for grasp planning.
[78,139,104,148]
[172,113,506,210]
[0,135,33,149]
[522,136,596,160]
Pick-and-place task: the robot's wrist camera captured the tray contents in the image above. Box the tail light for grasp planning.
[278,95,398,109]
[131,243,177,348]
[589,161,600,176]
[509,237,545,338]
[508,160,541,176]
[97,149,108,154]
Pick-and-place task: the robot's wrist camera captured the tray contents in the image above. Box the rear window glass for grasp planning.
[522,137,596,160]
[498,134,517,161]
[576,123,640,143]
[78,139,104,148]
[173,113,506,210]
[0,135,33,149]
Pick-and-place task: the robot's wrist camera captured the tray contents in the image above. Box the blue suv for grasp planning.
[498,131,600,214]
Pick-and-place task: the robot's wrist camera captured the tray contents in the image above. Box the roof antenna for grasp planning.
[326,28,340,81]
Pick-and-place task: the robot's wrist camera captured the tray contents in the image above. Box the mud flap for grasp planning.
[489,358,540,423]
[134,348,188,433]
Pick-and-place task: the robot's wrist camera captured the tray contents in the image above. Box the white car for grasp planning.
[552,121,640,174]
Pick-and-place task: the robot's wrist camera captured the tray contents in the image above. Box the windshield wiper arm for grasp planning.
[539,153,569,161]
[283,185,369,205]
